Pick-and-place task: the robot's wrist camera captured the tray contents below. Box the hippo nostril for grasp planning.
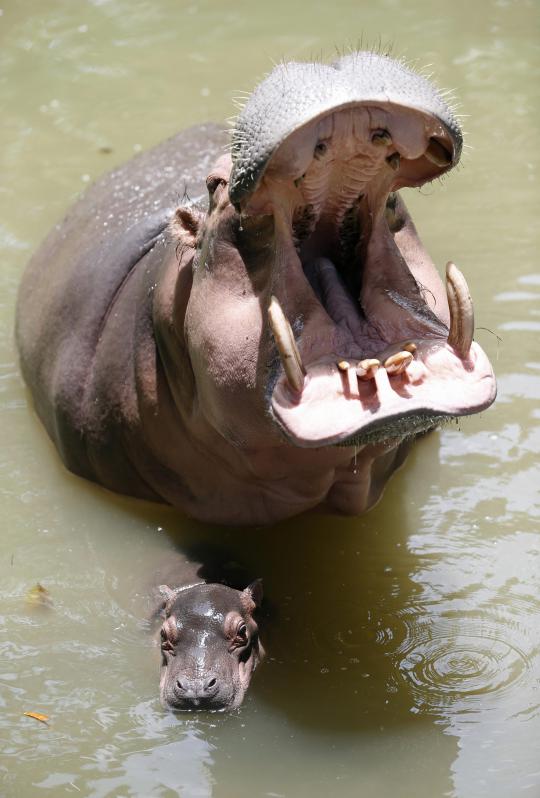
[176,678,186,692]
[204,676,218,694]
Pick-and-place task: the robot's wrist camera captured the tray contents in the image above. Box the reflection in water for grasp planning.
[397,490,540,797]
[85,714,215,798]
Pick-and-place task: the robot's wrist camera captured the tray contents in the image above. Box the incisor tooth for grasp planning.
[384,351,413,375]
[268,296,305,393]
[403,342,417,353]
[446,261,474,359]
[356,359,380,380]
[337,360,351,371]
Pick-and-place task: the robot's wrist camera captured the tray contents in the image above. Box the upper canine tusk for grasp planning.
[446,261,474,359]
[268,296,306,393]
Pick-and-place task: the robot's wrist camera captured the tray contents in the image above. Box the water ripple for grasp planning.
[395,611,537,716]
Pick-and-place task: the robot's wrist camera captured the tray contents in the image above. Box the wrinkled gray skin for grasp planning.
[156,579,264,711]
[16,52,496,525]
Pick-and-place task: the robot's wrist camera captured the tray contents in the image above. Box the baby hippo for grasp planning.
[157,579,264,711]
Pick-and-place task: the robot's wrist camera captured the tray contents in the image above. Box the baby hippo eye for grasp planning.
[237,623,248,641]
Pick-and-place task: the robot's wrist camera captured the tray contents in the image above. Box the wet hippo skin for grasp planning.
[16,52,496,525]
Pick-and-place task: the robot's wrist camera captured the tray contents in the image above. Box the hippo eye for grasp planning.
[237,623,248,641]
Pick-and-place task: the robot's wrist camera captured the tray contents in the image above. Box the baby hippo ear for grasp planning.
[242,579,263,610]
[150,585,176,623]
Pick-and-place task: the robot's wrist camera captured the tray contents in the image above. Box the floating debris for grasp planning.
[23,711,49,725]
[26,583,53,610]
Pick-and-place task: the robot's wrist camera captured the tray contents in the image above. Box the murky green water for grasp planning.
[1,1,539,796]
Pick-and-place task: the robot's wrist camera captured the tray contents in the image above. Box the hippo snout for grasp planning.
[175,674,220,702]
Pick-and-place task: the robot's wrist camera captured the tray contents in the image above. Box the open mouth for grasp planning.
[230,53,496,447]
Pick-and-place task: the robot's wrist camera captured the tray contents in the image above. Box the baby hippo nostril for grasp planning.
[175,674,219,699]
[204,676,218,695]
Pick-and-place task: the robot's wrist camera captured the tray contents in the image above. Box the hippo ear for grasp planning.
[171,206,202,247]
[243,579,263,609]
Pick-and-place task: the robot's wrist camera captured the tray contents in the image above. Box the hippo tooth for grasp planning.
[337,360,351,371]
[356,358,380,380]
[268,296,306,393]
[386,153,401,171]
[425,137,453,167]
[446,261,474,358]
[383,351,414,375]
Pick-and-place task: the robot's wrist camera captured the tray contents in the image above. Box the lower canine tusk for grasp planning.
[268,296,306,393]
[446,261,474,359]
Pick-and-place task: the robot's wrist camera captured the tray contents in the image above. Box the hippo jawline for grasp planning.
[228,57,496,448]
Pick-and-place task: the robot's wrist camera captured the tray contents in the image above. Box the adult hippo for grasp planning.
[16,52,496,525]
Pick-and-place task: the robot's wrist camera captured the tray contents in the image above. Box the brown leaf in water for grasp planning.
[23,711,50,725]
[26,583,53,610]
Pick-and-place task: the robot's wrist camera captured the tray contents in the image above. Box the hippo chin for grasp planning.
[157,580,264,712]
[16,51,496,524]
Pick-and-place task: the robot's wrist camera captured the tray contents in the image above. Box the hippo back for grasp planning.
[16,123,226,486]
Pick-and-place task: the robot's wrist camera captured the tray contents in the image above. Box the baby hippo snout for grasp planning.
[175,674,220,702]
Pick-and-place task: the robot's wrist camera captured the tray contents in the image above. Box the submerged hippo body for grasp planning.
[16,52,496,524]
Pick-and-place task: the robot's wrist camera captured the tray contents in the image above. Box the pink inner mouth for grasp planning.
[272,341,496,447]
[237,103,497,446]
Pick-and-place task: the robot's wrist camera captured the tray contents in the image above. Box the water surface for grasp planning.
[1,1,539,796]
